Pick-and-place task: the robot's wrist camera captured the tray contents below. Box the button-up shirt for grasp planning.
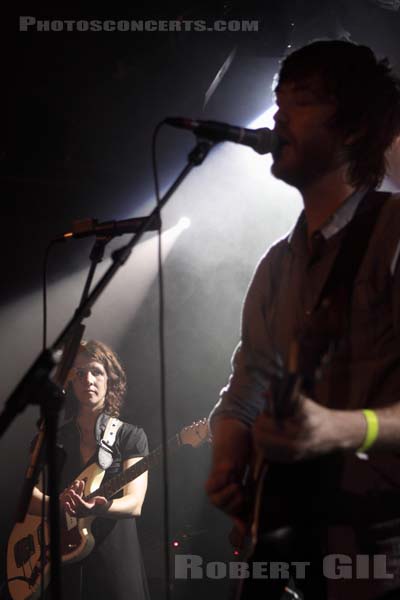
[210,189,400,599]
[211,189,400,425]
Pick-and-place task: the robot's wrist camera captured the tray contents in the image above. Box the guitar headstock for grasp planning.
[179,419,210,448]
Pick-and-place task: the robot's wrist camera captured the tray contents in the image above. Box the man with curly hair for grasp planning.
[207,40,400,599]
[29,340,150,600]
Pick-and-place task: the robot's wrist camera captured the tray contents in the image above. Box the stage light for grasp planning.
[177,217,191,231]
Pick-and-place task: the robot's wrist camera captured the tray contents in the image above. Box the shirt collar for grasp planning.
[320,187,368,240]
[288,187,369,250]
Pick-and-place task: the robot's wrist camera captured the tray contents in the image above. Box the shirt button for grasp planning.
[305,309,311,316]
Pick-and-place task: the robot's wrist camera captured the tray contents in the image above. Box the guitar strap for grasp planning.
[297,188,391,515]
[266,189,391,518]
[95,412,123,469]
[298,188,391,393]
[315,188,390,329]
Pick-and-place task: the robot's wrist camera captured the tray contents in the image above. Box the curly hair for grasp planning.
[278,40,400,189]
[66,340,127,418]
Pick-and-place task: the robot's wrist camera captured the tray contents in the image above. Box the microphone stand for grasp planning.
[78,235,112,315]
[0,138,215,600]
[14,234,113,600]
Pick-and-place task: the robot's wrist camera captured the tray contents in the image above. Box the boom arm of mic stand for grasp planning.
[51,138,216,351]
[0,138,215,433]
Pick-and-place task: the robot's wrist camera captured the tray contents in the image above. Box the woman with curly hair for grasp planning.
[29,340,150,600]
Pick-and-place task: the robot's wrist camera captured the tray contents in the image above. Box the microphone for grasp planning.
[58,216,161,241]
[165,117,276,155]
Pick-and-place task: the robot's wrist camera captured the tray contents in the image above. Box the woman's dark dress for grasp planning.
[56,418,150,600]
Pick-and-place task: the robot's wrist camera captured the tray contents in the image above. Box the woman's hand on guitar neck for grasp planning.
[60,480,111,518]
[253,395,343,462]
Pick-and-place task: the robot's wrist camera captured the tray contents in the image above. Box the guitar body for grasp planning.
[231,353,329,600]
[7,515,50,600]
[7,462,105,600]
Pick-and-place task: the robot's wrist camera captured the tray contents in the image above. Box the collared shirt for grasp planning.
[321,186,367,239]
[210,190,400,599]
[211,189,400,425]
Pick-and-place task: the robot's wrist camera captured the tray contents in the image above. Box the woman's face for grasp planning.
[71,353,108,412]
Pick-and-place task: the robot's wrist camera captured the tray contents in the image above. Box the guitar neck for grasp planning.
[85,433,182,501]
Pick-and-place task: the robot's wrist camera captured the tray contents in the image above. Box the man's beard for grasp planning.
[271,138,346,190]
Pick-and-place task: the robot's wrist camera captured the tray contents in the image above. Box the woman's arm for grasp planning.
[28,486,49,516]
[100,457,148,518]
[61,457,148,520]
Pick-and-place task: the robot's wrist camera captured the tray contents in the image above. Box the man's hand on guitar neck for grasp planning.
[205,403,369,520]
[60,480,111,518]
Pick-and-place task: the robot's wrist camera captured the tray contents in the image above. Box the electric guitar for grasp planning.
[7,419,209,600]
[232,340,331,600]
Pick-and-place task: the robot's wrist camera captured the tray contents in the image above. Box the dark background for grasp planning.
[1,2,400,599]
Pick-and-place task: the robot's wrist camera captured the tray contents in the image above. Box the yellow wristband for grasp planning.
[357,409,379,453]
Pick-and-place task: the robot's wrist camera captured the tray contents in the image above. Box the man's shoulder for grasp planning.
[256,230,293,271]
[246,232,294,298]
